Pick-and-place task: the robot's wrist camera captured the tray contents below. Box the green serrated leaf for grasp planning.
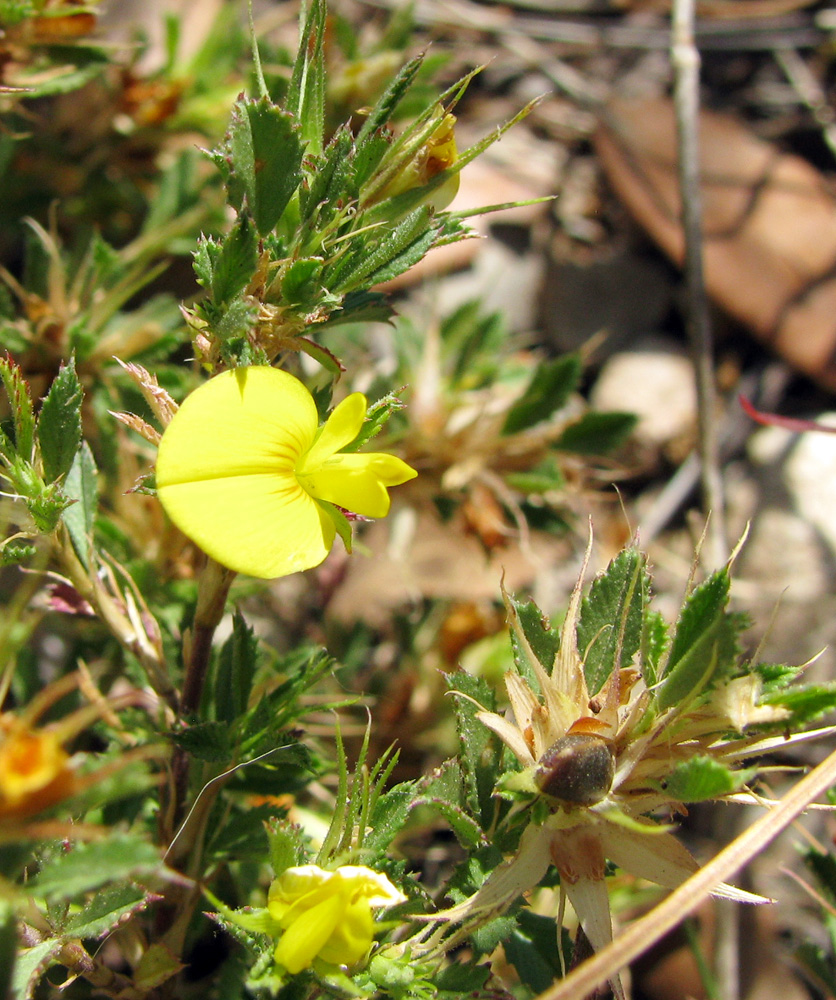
[61,883,149,940]
[37,358,82,483]
[657,570,738,711]
[228,98,304,235]
[762,683,836,724]
[212,215,258,304]
[0,356,35,461]
[266,818,306,878]
[193,236,217,289]
[341,392,403,452]
[577,548,647,695]
[285,0,326,155]
[214,610,259,724]
[502,354,581,435]
[355,53,424,157]
[61,441,97,569]
[419,760,494,842]
[556,411,637,454]
[507,594,560,691]
[170,720,232,763]
[659,755,756,802]
[28,836,163,902]
[11,937,62,1000]
[25,480,74,534]
[281,257,323,304]
[435,961,491,998]
[330,207,433,292]
[215,297,259,343]
[445,672,498,826]
[1,540,36,566]
[363,782,416,859]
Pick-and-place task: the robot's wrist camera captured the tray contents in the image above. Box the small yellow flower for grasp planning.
[267,864,407,974]
[155,367,417,579]
[0,722,74,818]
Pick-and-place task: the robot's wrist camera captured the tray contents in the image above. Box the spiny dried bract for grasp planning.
[535,733,615,806]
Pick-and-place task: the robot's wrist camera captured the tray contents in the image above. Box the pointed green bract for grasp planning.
[507,594,560,689]
[286,0,327,156]
[62,441,97,569]
[0,356,35,462]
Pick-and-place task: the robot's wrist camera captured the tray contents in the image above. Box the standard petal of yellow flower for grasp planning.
[267,865,406,974]
[155,368,416,579]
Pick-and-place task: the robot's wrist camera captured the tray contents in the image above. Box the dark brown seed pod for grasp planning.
[535,734,615,805]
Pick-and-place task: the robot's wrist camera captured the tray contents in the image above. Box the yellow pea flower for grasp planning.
[155,367,417,579]
[0,723,74,819]
[267,864,407,974]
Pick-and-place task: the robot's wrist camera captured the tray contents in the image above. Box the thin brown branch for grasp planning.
[671,0,727,569]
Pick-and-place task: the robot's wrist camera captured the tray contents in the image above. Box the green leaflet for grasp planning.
[577,548,647,695]
[37,358,82,483]
[227,98,304,236]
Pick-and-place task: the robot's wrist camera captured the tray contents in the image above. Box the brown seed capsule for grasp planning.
[535,734,615,805]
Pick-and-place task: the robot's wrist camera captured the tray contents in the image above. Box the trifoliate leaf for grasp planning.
[37,358,82,483]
